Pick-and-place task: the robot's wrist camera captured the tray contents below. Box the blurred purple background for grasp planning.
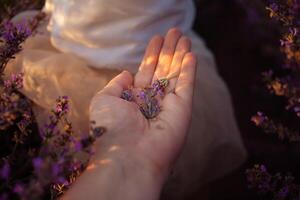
[194,0,300,199]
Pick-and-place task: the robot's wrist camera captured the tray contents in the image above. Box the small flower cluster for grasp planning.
[266,1,300,26]
[246,165,300,200]
[3,73,23,90]
[41,96,70,140]
[121,78,169,119]
[1,21,31,44]
[252,111,300,142]
[263,70,300,118]
[0,73,33,141]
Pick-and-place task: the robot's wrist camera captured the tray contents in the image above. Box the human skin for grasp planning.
[62,28,197,200]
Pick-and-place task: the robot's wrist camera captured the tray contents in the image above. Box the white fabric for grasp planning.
[44,0,195,72]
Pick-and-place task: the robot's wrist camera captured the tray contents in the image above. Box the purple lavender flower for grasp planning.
[136,87,161,119]
[52,163,62,177]
[13,184,24,195]
[0,193,8,200]
[294,106,300,117]
[246,165,272,194]
[152,78,169,97]
[0,162,10,181]
[2,21,31,44]
[121,89,133,101]
[32,157,43,171]
[269,3,279,12]
[74,141,83,151]
[251,111,268,126]
[56,177,69,186]
[55,96,69,114]
[276,186,289,199]
[139,95,161,119]
[3,73,23,90]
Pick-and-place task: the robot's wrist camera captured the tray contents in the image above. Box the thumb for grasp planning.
[99,71,133,97]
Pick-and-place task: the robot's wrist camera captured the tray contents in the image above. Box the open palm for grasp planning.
[89,28,197,179]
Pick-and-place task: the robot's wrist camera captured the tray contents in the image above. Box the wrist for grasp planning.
[64,145,164,200]
[89,138,166,200]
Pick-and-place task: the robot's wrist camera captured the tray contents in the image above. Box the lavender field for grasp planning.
[1,0,300,199]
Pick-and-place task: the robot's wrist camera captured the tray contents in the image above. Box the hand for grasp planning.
[63,28,197,200]
[90,27,196,175]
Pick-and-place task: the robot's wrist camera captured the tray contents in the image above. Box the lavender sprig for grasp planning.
[259,0,300,119]
[252,111,300,142]
[0,12,46,81]
[248,1,300,199]
[246,165,300,199]
[0,21,31,77]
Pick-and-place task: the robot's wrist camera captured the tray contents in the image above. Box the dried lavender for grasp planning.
[121,89,134,101]
[138,88,161,119]
[152,78,169,96]
[121,78,170,119]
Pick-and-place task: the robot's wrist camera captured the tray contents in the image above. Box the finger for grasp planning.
[166,36,191,93]
[153,28,182,81]
[100,71,133,97]
[134,35,164,88]
[175,53,197,104]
